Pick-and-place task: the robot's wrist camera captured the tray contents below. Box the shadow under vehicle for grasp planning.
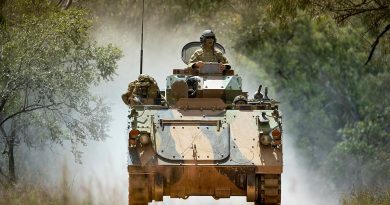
[127,42,283,205]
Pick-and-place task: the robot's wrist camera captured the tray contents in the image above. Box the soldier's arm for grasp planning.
[188,51,202,69]
[216,51,228,64]
[122,81,138,105]
[217,52,231,70]
[130,88,142,105]
[121,92,131,105]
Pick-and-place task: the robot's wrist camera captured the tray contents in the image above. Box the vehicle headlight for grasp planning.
[129,129,140,138]
[270,127,282,145]
[271,128,281,139]
[139,133,151,145]
[260,133,272,145]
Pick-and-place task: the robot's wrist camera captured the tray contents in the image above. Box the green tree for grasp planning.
[0,0,122,184]
[233,12,390,189]
[263,0,390,64]
[325,72,390,188]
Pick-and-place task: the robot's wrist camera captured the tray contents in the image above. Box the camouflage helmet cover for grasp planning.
[138,74,150,82]
[233,95,248,105]
[200,29,217,43]
[138,74,152,86]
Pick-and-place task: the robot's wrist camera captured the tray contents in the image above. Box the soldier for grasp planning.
[121,79,138,105]
[188,30,230,71]
[121,74,160,106]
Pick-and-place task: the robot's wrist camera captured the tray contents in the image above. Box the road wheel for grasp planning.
[129,174,150,205]
[254,174,281,205]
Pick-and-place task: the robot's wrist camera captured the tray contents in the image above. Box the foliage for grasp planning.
[0,182,82,205]
[0,172,123,205]
[341,187,390,205]
[67,0,390,63]
[226,8,390,188]
[0,0,122,184]
[325,72,390,188]
[264,0,390,64]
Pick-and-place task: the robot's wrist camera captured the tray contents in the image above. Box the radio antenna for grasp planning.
[139,0,145,74]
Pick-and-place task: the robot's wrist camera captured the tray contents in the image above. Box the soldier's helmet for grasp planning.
[138,74,151,86]
[138,74,150,82]
[233,95,248,105]
[200,30,217,43]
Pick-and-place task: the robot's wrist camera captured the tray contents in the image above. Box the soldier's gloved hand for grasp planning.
[194,61,204,69]
[219,63,225,71]
[133,96,142,104]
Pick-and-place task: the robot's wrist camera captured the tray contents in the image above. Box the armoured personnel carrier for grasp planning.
[127,42,283,205]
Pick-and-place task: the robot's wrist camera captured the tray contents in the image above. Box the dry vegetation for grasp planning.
[1,182,390,205]
[0,170,122,205]
[0,183,93,205]
[341,188,390,205]
[0,182,123,205]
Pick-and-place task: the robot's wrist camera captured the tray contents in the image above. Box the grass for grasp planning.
[341,187,390,205]
[0,182,93,205]
[1,177,389,205]
[0,179,125,205]
[0,177,124,205]
[0,168,122,205]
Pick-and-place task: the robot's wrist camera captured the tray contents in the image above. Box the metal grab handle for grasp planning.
[159,119,221,131]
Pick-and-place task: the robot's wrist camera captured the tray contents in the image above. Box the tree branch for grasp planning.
[0,102,63,127]
[57,0,73,9]
[23,85,28,109]
[0,77,27,106]
[352,0,369,8]
[0,97,6,114]
[334,6,388,23]
[365,23,390,65]
[1,124,9,155]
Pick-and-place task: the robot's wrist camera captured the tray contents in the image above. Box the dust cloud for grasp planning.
[18,20,340,205]
[281,134,340,205]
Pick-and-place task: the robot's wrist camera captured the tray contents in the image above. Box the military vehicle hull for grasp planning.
[126,42,283,204]
[129,166,281,204]
[128,106,282,205]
